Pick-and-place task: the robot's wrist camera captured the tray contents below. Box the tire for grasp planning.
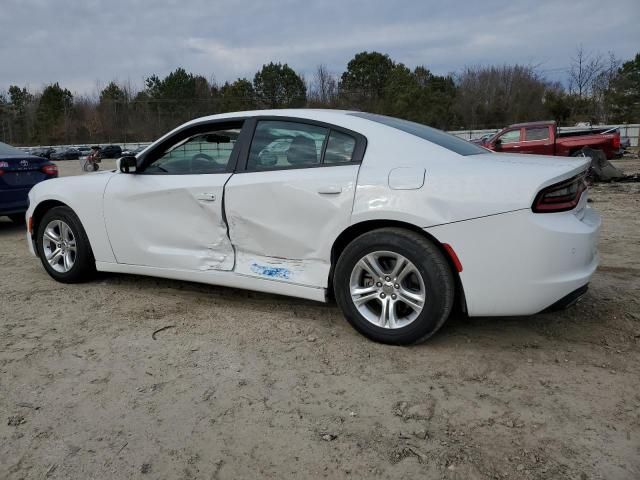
[333,228,455,345]
[8,214,25,224]
[36,206,96,283]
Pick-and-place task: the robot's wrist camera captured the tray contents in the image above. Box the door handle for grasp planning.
[196,193,216,202]
[317,185,342,194]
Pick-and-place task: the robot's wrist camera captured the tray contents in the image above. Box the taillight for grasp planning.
[0,169,4,176]
[612,132,620,149]
[532,174,587,213]
[0,160,6,175]
[41,164,58,176]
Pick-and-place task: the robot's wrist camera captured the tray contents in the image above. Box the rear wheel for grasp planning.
[36,206,96,283]
[333,228,455,344]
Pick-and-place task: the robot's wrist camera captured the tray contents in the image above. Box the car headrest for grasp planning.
[287,136,317,165]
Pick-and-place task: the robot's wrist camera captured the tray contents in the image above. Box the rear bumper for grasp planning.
[0,188,29,215]
[426,205,600,316]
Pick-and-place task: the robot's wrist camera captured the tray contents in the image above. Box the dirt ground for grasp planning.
[1,156,639,480]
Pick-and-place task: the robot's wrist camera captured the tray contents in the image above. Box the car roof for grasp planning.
[508,120,555,128]
[181,109,356,128]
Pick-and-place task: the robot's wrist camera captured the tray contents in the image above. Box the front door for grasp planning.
[103,123,243,271]
[493,128,522,154]
[224,119,365,288]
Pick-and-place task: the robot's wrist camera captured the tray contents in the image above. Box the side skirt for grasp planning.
[95,261,328,303]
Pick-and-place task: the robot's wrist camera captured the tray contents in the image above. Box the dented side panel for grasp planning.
[225,165,360,288]
[103,173,235,271]
[234,251,329,287]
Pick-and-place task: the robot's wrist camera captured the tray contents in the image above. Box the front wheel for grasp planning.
[333,228,455,345]
[36,206,96,283]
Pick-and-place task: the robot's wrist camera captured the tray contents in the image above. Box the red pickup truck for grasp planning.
[479,121,621,159]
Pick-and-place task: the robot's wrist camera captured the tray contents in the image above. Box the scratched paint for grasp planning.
[250,262,291,280]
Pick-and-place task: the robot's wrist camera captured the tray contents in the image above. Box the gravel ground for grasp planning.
[1,157,639,479]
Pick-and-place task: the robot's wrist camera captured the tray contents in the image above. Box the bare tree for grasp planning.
[568,45,604,98]
[309,64,337,106]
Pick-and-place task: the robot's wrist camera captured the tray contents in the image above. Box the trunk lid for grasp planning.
[0,155,50,189]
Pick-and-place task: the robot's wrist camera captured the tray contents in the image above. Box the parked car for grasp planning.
[121,146,145,156]
[470,133,494,145]
[25,110,600,344]
[479,121,620,159]
[99,145,122,158]
[1,141,58,223]
[77,146,92,157]
[31,147,56,159]
[51,148,81,160]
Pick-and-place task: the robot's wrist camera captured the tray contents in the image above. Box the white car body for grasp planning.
[26,109,600,316]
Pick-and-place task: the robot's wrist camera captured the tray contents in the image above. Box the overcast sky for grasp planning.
[1,0,638,97]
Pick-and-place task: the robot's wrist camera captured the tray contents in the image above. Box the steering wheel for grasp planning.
[190,153,214,172]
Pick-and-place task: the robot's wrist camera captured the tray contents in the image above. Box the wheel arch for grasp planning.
[329,219,467,313]
[31,200,69,240]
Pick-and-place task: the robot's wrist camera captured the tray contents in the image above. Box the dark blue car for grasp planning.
[0,141,58,223]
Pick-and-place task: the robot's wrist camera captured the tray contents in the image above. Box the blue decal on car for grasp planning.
[250,263,291,280]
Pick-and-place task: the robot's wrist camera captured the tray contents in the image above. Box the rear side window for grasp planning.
[248,121,328,170]
[525,127,549,141]
[0,141,26,156]
[350,112,486,156]
[324,130,356,164]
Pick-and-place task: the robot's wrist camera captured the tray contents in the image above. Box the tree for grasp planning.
[308,64,337,106]
[35,83,73,144]
[454,65,555,129]
[606,53,640,123]
[340,51,394,109]
[219,78,256,112]
[98,82,129,141]
[568,46,603,98]
[253,62,306,108]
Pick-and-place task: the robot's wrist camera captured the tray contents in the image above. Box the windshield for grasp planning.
[350,112,486,156]
[0,141,28,156]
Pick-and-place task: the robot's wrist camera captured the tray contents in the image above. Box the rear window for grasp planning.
[0,141,27,156]
[350,112,486,156]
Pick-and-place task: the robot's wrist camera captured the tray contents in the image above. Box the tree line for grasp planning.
[0,48,638,146]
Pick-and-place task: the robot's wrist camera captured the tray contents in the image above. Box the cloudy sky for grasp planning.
[1,0,638,96]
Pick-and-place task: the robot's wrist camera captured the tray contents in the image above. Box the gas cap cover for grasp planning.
[388,167,426,190]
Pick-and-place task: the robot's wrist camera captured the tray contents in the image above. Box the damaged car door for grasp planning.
[103,123,244,271]
[224,118,365,287]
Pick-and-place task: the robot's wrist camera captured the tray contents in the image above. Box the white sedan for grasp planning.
[25,110,600,344]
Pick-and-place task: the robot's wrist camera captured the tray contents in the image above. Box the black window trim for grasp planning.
[136,118,249,175]
[235,115,367,173]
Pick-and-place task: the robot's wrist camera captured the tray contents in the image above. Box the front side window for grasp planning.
[497,129,521,144]
[145,127,241,174]
[525,126,549,141]
[248,121,328,170]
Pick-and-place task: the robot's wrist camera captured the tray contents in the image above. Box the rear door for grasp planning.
[103,121,245,271]
[224,118,366,288]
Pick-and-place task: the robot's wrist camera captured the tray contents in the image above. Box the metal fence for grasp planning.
[17,124,640,153]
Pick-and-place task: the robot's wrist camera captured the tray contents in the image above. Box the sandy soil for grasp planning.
[1,157,639,479]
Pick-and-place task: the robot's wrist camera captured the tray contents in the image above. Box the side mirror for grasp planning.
[493,139,502,150]
[118,156,137,173]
